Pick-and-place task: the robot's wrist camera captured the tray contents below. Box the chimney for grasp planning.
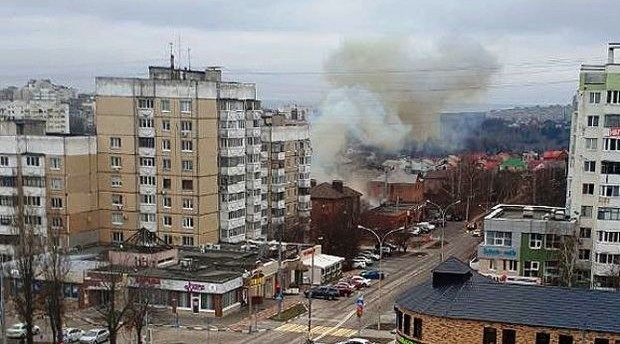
[608,43,620,64]
[332,180,344,193]
[310,179,317,188]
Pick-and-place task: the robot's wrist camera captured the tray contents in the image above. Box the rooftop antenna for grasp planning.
[187,48,191,70]
[177,35,181,69]
[169,42,174,69]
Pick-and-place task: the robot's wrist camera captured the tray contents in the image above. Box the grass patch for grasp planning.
[269,303,307,321]
[426,241,449,249]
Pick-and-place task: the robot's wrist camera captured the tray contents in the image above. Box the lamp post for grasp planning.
[357,225,407,330]
[425,199,462,262]
[300,236,322,343]
[0,255,5,344]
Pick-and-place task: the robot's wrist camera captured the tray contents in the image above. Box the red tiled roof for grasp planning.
[311,182,362,199]
[543,150,567,160]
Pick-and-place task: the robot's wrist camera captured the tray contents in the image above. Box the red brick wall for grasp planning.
[367,181,424,203]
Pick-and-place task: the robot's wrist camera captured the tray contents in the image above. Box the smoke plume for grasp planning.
[312,37,498,189]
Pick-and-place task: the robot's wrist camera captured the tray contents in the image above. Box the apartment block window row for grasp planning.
[485,231,512,247]
[181,160,193,171]
[138,98,154,109]
[246,137,260,145]
[51,217,63,228]
[51,178,64,190]
[140,157,155,167]
[111,213,123,225]
[228,209,245,220]
[181,179,193,191]
[580,227,592,238]
[220,138,244,148]
[140,176,156,186]
[49,157,61,169]
[160,99,170,112]
[590,91,602,104]
[0,156,8,166]
[162,158,171,170]
[597,230,620,243]
[22,176,45,188]
[182,236,194,246]
[523,261,540,277]
[601,185,620,197]
[50,197,63,208]
[139,137,155,148]
[24,215,42,226]
[586,138,598,150]
[596,253,620,265]
[162,197,171,208]
[139,118,154,128]
[163,216,172,227]
[598,207,620,220]
[110,156,121,168]
[603,138,620,151]
[24,196,41,206]
[608,91,620,104]
[182,216,194,229]
[110,137,121,148]
[604,114,620,128]
[0,195,14,206]
[588,115,600,127]
[221,175,244,186]
[140,194,155,205]
[0,215,13,225]
[602,160,620,174]
[180,120,192,132]
[220,156,245,167]
[247,154,260,163]
[162,119,170,131]
[140,213,156,223]
[162,139,171,151]
[182,198,193,210]
[579,249,591,260]
[584,160,596,172]
[111,176,122,188]
[180,100,191,113]
[581,206,593,218]
[111,194,123,206]
[582,183,595,195]
[221,192,245,202]
[26,155,40,166]
[0,177,15,187]
[112,231,124,243]
[219,120,245,129]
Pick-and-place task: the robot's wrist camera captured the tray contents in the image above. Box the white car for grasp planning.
[354,256,373,265]
[80,329,110,344]
[359,251,380,260]
[410,227,422,236]
[336,338,373,344]
[351,259,367,269]
[6,323,41,339]
[64,328,85,343]
[350,275,371,287]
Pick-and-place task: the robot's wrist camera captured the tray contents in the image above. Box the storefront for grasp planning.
[127,274,243,317]
[302,251,344,285]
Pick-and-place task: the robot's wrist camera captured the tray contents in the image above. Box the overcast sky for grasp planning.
[1,0,618,108]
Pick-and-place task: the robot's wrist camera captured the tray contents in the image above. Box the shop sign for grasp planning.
[133,276,161,287]
[481,247,517,258]
[249,272,265,287]
[184,281,206,292]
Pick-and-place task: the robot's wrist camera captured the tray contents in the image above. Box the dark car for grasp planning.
[360,270,386,280]
[303,286,340,300]
[332,282,354,297]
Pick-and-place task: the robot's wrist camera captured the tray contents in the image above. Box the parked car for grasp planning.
[358,251,380,261]
[304,286,340,300]
[336,338,373,344]
[349,275,371,287]
[7,323,41,339]
[351,258,367,269]
[360,270,386,280]
[79,329,110,344]
[466,222,478,230]
[472,229,482,237]
[332,282,355,297]
[409,227,422,236]
[354,256,373,265]
[63,328,85,343]
[418,222,436,231]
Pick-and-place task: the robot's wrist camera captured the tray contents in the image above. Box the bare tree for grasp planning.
[41,229,71,344]
[557,227,580,288]
[127,282,154,344]
[93,266,135,344]
[393,231,411,253]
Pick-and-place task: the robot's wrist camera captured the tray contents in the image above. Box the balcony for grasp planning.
[221,232,246,244]
[301,149,312,157]
[138,108,154,118]
[140,221,156,232]
[22,166,45,177]
[261,199,268,209]
[298,165,311,173]
[220,216,245,230]
[274,200,286,209]
[0,186,16,196]
[298,195,311,203]
[272,152,286,161]
[271,184,285,193]
[246,162,261,173]
[0,167,16,176]
[246,212,262,222]
[272,168,285,177]
[139,166,156,176]
[298,179,311,188]
[260,151,268,160]
[247,144,261,155]
[138,147,155,157]
[247,110,262,120]
[246,195,261,205]
[246,127,261,137]
[261,217,268,225]
[220,165,245,176]
[23,186,45,196]
[138,127,155,137]
[246,179,261,190]
[139,184,157,195]
[219,128,245,138]
[271,216,285,225]
[140,203,157,214]
[220,146,245,157]
[298,209,311,218]
[219,110,244,121]
[220,199,245,212]
[222,182,246,194]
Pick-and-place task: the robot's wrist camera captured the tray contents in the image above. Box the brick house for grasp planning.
[367,169,424,203]
[394,257,620,344]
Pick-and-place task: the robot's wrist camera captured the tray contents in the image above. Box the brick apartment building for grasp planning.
[395,257,620,344]
[367,169,424,204]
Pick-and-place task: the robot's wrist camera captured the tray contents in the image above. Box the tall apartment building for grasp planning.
[0,120,98,260]
[96,65,265,246]
[261,106,312,241]
[567,43,620,289]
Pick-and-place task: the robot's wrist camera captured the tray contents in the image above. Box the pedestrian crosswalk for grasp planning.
[274,323,358,337]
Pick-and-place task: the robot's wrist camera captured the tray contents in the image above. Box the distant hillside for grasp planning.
[487,104,572,122]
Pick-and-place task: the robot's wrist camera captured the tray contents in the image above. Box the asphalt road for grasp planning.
[247,221,481,344]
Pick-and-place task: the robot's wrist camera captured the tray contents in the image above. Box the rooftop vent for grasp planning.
[553,209,566,220]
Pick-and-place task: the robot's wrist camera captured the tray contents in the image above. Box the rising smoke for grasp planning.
[312,37,499,190]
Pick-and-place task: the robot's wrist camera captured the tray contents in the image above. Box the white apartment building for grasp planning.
[0,100,71,134]
[567,43,620,289]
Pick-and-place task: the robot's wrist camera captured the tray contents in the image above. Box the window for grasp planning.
[558,334,573,344]
[162,120,170,131]
[581,206,593,218]
[598,207,620,220]
[485,231,512,246]
[182,198,193,210]
[588,115,600,126]
[0,196,14,206]
[112,231,124,243]
[524,261,540,277]
[139,176,156,186]
[596,253,620,264]
[162,158,171,171]
[586,138,598,150]
[604,138,620,151]
[181,120,192,132]
[111,213,123,225]
[110,137,121,149]
[601,185,620,197]
[584,160,596,172]
[163,197,171,208]
[544,234,561,250]
[138,137,154,148]
[180,100,191,113]
[578,249,591,260]
[111,194,123,206]
[403,314,411,336]
[111,175,122,188]
[605,114,620,128]
[23,176,45,187]
[580,227,592,238]
[501,329,516,344]
[163,234,172,244]
[182,160,193,171]
[413,318,422,339]
[163,216,172,227]
[51,217,63,228]
[396,309,403,332]
[140,194,155,205]
[182,235,194,246]
[162,139,171,151]
[0,215,12,226]
[24,196,40,206]
[181,140,193,152]
[138,98,154,109]
[163,178,171,189]
[160,99,170,112]
[110,156,121,168]
[140,157,155,167]
[594,339,609,344]
[602,161,620,174]
[608,91,620,104]
[590,91,601,104]
[50,177,63,190]
[0,156,8,166]
[529,233,543,249]
[483,327,497,344]
[182,217,194,228]
[503,260,518,272]
[489,259,497,270]
[24,216,42,226]
[49,157,61,169]
[582,183,595,195]
[26,156,40,166]
[51,197,63,208]
[535,333,550,344]
[140,213,156,223]
[181,179,193,191]
[597,231,620,243]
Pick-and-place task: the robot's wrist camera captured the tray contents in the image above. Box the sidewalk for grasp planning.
[228,294,303,332]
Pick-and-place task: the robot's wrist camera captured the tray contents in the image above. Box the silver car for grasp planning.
[80,329,110,344]
[6,323,41,339]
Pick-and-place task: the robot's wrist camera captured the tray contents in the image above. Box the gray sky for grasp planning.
[1,0,617,108]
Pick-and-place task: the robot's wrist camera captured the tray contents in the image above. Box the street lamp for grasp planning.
[357,225,406,331]
[425,199,461,262]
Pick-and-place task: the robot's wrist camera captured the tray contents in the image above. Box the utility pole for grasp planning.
[426,200,461,262]
[276,225,283,316]
[1,255,5,344]
[307,247,314,342]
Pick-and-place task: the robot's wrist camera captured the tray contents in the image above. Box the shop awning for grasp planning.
[302,253,344,269]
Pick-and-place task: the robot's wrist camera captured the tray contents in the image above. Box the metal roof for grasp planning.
[396,257,620,334]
